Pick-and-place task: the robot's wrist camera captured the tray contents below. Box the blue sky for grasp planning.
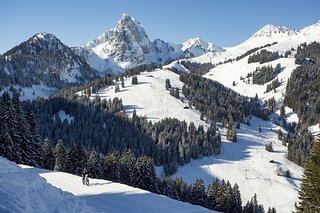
[1,0,319,54]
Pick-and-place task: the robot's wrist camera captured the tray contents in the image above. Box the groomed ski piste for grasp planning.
[0,157,216,213]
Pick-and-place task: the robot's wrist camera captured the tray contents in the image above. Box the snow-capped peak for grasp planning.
[252,24,298,38]
[33,32,57,41]
[182,38,206,49]
[182,37,224,53]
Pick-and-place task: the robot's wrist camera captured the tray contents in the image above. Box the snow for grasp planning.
[0,85,58,101]
[0,157,95,213]
[203,54,298,104]
[92,69,209,129]
[163,61,189,72]
[0,157,216,213]
[193,20,320,68]
[308,123,320,138]
[53,110,74,125]
[79,14,223,72]
[172,116,303,213]
[283,106,299,124]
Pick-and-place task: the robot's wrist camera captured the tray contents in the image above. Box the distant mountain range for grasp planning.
[0,14,319,89]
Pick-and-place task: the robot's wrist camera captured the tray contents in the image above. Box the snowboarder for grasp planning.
[81,168,89,186]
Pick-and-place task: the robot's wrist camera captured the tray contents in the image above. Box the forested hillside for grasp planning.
[283,42,320,166]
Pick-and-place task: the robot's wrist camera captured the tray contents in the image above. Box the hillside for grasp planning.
[0,157,215,213]
[86,68,303,212]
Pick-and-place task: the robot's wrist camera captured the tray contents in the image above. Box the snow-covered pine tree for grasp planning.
[243,194,265,213]
[0,92,20,163]
[132,155,157,192]
[43,138,55,170]
[206,178,219,210]
[160,176,177,199]
[296,139,320,213]
[103,150,120,182]
[231,183,242,213]
[11,92,30,165]
[190,178,206,206]
[65,142,87,175]
[87,150,103,178]
[119,149,135,185]
[24,106,43,167]
[54,139,66,172]
[174,176,191,202]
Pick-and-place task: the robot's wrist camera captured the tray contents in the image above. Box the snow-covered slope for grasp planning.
[0,157,95,213]
[193,20,320,65]
[172,117,303,213]
[0,157,215,213]
[91,69,208,129]
[190,20,320,108]
[78,14,223,73]
[87,67,304,212]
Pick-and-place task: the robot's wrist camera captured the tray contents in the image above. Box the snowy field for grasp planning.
[172,116,303,213]
[0,157,216,213]
[92,69,209,129]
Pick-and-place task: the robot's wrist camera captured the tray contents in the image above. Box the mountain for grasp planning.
[0,33,97,89]
[182,37,224,58]
[78,14,223,73]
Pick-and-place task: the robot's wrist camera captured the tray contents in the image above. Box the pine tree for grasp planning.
[87,150,103,178]
[119,149,135,185]
[0,92,20,163]
[243,194,265,213]
[104,150,120,182]
[231,183,242,213]
[206,179,219,210]
[11,92,30,165]
[296,139,320,212]
[132,155,157,192]
[190,178,206,206]
[226,119,237,142]
[23,104,43,167]
[165,79,171,90]
[161,176,177,199]
[54,139,66,172]
[43,138,55,170]
[65,142,87,175]
[174,176,191,202]
[121,76,125,88]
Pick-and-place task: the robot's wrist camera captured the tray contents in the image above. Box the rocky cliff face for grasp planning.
[78,14,223,73]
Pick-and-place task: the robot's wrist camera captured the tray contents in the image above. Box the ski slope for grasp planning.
[172,116,303,213]
[92,69,209,129]
[0,157,216,213]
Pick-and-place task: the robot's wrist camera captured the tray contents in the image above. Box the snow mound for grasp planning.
[0,157,95,213]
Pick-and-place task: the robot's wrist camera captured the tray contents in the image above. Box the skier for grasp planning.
[81,167,89,186]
